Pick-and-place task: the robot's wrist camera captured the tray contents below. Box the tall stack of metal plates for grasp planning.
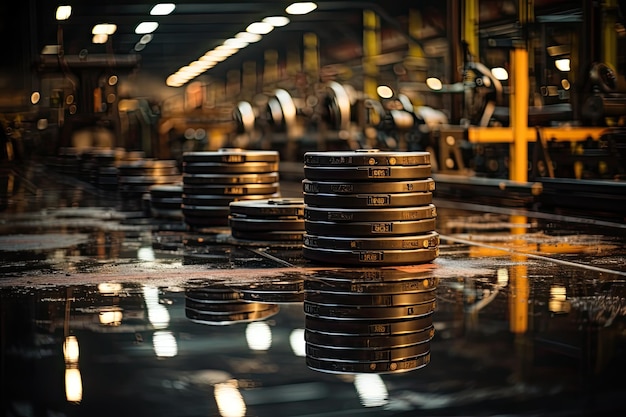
[181,149,281,230]
[302,149,439,266]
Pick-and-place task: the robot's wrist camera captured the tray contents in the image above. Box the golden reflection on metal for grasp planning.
[214,379,246,417]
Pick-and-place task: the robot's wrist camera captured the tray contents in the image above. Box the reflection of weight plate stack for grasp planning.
[230,275,305,304]
[304,268,437,374]
[54,147,81,176]
[302,150,439,266]
[182,149,281,230]
[86,148,126,190]
[228,198,305,246]
[185,282,279,325]
[148,183,183,219]
[117,159,180,210]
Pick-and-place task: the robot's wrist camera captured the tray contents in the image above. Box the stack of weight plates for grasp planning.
[229,274,305,304]
[181,149,281,230]
[228,198,305,245]
[117,159,180,210]
[149,183,183,219]
[304,268,437,374]
[302,149,439,266]
[185,281,279,325]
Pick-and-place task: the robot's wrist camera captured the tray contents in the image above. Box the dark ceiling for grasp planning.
[32,1,424,84]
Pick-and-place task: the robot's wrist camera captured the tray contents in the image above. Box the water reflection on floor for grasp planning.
[1,162,626,416]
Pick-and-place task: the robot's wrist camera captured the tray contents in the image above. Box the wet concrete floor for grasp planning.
[1,161,625,417]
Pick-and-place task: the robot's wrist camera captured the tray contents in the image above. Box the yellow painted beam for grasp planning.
[362,10,380,99]
[468,126,609,143]
[510,48,529,182]
[463,0,479,57]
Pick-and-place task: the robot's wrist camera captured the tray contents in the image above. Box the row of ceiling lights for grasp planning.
[54,3,318,88]
[165,2,318,87]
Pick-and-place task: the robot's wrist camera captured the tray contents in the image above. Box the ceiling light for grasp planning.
[92,24,117,35]
[246,21,274,35]
[491,67,509,80]
[555,58,570,72]
[135,22,159,34]
[263,16,290,27]
[285,2,317,15]
[140,34,153,44]
[93,34,109,44]
[235,32,262,43]
[150,3,176,16]
[56,5,72,21]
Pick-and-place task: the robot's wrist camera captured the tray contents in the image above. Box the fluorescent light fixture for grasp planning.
[246,21,274,35]
[235,32,262,43]
[224,38,249,48]
[285,2,317,15]
[263,16,290,27]
[491,67,509,80]
[140,34,153,44]
[135,21,159,34]
[93,34,109,44]
[92,24,117,35]
[56,5,72,21]
[426,77,443,91]
[150,3,176,16]
[555,58,570,72]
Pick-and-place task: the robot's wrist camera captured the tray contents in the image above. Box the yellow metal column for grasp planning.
[303,32,319,83]
[462,0,479,57]
[602,0,618,70]
[363,10,380,100]
[509,47,529,182]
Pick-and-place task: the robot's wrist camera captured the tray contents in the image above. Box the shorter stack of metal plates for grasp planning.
[182,149,281,230]
[148,183,183,219]
[228,198,305,244]
[185,281,279,325]
[302,149,439,266]
[304,268,437,374]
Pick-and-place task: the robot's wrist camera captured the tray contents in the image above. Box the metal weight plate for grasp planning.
[183,172,279,185]
[306,352,430,374]
[303,165,431,181]
[308,268,435,283]
[185,287,242,302]
[303,218,436,236]
[303,178,435,194]
[183,161,279,174]
[303,191,433,208]
[304,205,437,222]
[304,277,438,295]
[229,198,305,217]
[183,193,281,207]
[182,149,279,163]
[304,291,436,306]
[305,325,434,349]
[229,216,305,232]
[303,232,439,250]
[302,246,439,266]
[185,304,279,325]
[305,341,431,362]
[149,183,183,197]
[304,315,434,336]
[183,182,280,196]
[304,150,431,167]
[231,229,305,242]
[185,298,275,313]
[303,300,437,320]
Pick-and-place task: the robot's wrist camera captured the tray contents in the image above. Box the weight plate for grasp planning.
[304,150,431,167]
[304,205,437,222]
[182,205,231,216]
[183,172,279,185]
[183,193,280,206]
[229,198,305,217]
[306,352,430,374]
[305,315,434,336]
[149,184,183,197]
[185,304,279,325]
[183,182,280,196]
[303,300,437,320]
[229,216,305,232]
[117,159,178,169]
[305,325,434,349]
[185,288,242,302]
[231,229,305,242]
[304,277,438,295]
[308,268,435,283]
[185,298,273,313]
[304,218,436,236]
[183,161,279,174]
[183,149,279,163]
[305,341,430,362]
[303,165,431,181]
[304,290,436,306]
[303,232,439,250]
[303,191,432,208]
[302,246,439,266]
[303,178,435,194]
